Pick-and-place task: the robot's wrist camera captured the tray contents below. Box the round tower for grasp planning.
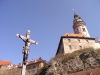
[73,13,90,37]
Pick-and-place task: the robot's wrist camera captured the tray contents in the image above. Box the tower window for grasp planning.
[82,28,86,31]
[79,46,82,49]
[69,45,72,50]
[77,28,79,33]
[82,25,84,27]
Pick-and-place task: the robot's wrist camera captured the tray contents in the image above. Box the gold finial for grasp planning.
[72,9,75,13]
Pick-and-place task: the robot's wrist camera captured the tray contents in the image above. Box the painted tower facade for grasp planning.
[73,13,90,37]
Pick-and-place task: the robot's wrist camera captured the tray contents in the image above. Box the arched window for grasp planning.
[82,28,86,31]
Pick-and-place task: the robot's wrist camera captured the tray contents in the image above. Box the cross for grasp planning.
[16,30,38,75]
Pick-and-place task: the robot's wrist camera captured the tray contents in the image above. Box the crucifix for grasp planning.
[16,30,38,75]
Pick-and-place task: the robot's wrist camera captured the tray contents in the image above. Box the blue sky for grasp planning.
[0,0,100,65]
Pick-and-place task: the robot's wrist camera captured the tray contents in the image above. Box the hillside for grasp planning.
[39,48,100,75]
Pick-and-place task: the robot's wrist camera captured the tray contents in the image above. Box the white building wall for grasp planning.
[62,38,100,54]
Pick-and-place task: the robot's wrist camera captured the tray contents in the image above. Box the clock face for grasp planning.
[77,19,82,21]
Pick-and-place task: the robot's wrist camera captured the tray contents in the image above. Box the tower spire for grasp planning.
[72,9,78,18]
[72,9,80,20]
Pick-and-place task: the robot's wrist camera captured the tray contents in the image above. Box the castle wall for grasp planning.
[57,41,64,54]
[62,38,100,54]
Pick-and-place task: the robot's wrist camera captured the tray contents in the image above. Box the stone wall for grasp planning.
[58,41,64,54]
[27,64,37,70]
[57,37,100,55]
[62,38,100,54]
[26,62,45,75]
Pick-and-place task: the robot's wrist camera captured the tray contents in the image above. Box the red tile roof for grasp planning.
[0,60,12,66]
[27,57,43,65]
[17,57,43,67]
[64,33,84,37]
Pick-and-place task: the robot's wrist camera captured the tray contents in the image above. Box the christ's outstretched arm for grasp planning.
[29,39,38,45]
[16,34,27,42]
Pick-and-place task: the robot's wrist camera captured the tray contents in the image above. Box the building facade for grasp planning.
[56,13,100,55]
[56,36,100,55]
[18,57,45,75]
[0,60,12,70]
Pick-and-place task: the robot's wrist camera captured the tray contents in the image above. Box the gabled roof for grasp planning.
[0,60,12,66]
[27,57,43,65]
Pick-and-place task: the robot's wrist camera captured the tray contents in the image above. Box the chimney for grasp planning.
[39,57,42,60]
[34,60,37,62]
[68,33,70,36]
[32,59,35,61]
[18,63,22,66]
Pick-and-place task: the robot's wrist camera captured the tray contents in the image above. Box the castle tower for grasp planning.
[73,13,90,37]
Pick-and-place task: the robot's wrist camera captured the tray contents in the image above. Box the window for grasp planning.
[28,71,30,75]
[68,39,71,42]
[32,70,35,74]
[78,39,80,43]
[33,65,36,68]
[27,66,31,70]
[86,40,89,43]
[82,28,86,31]
[69,45,72,50]
[82,25,84,27]
[76,28,79,33]
[79,46,82,49]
